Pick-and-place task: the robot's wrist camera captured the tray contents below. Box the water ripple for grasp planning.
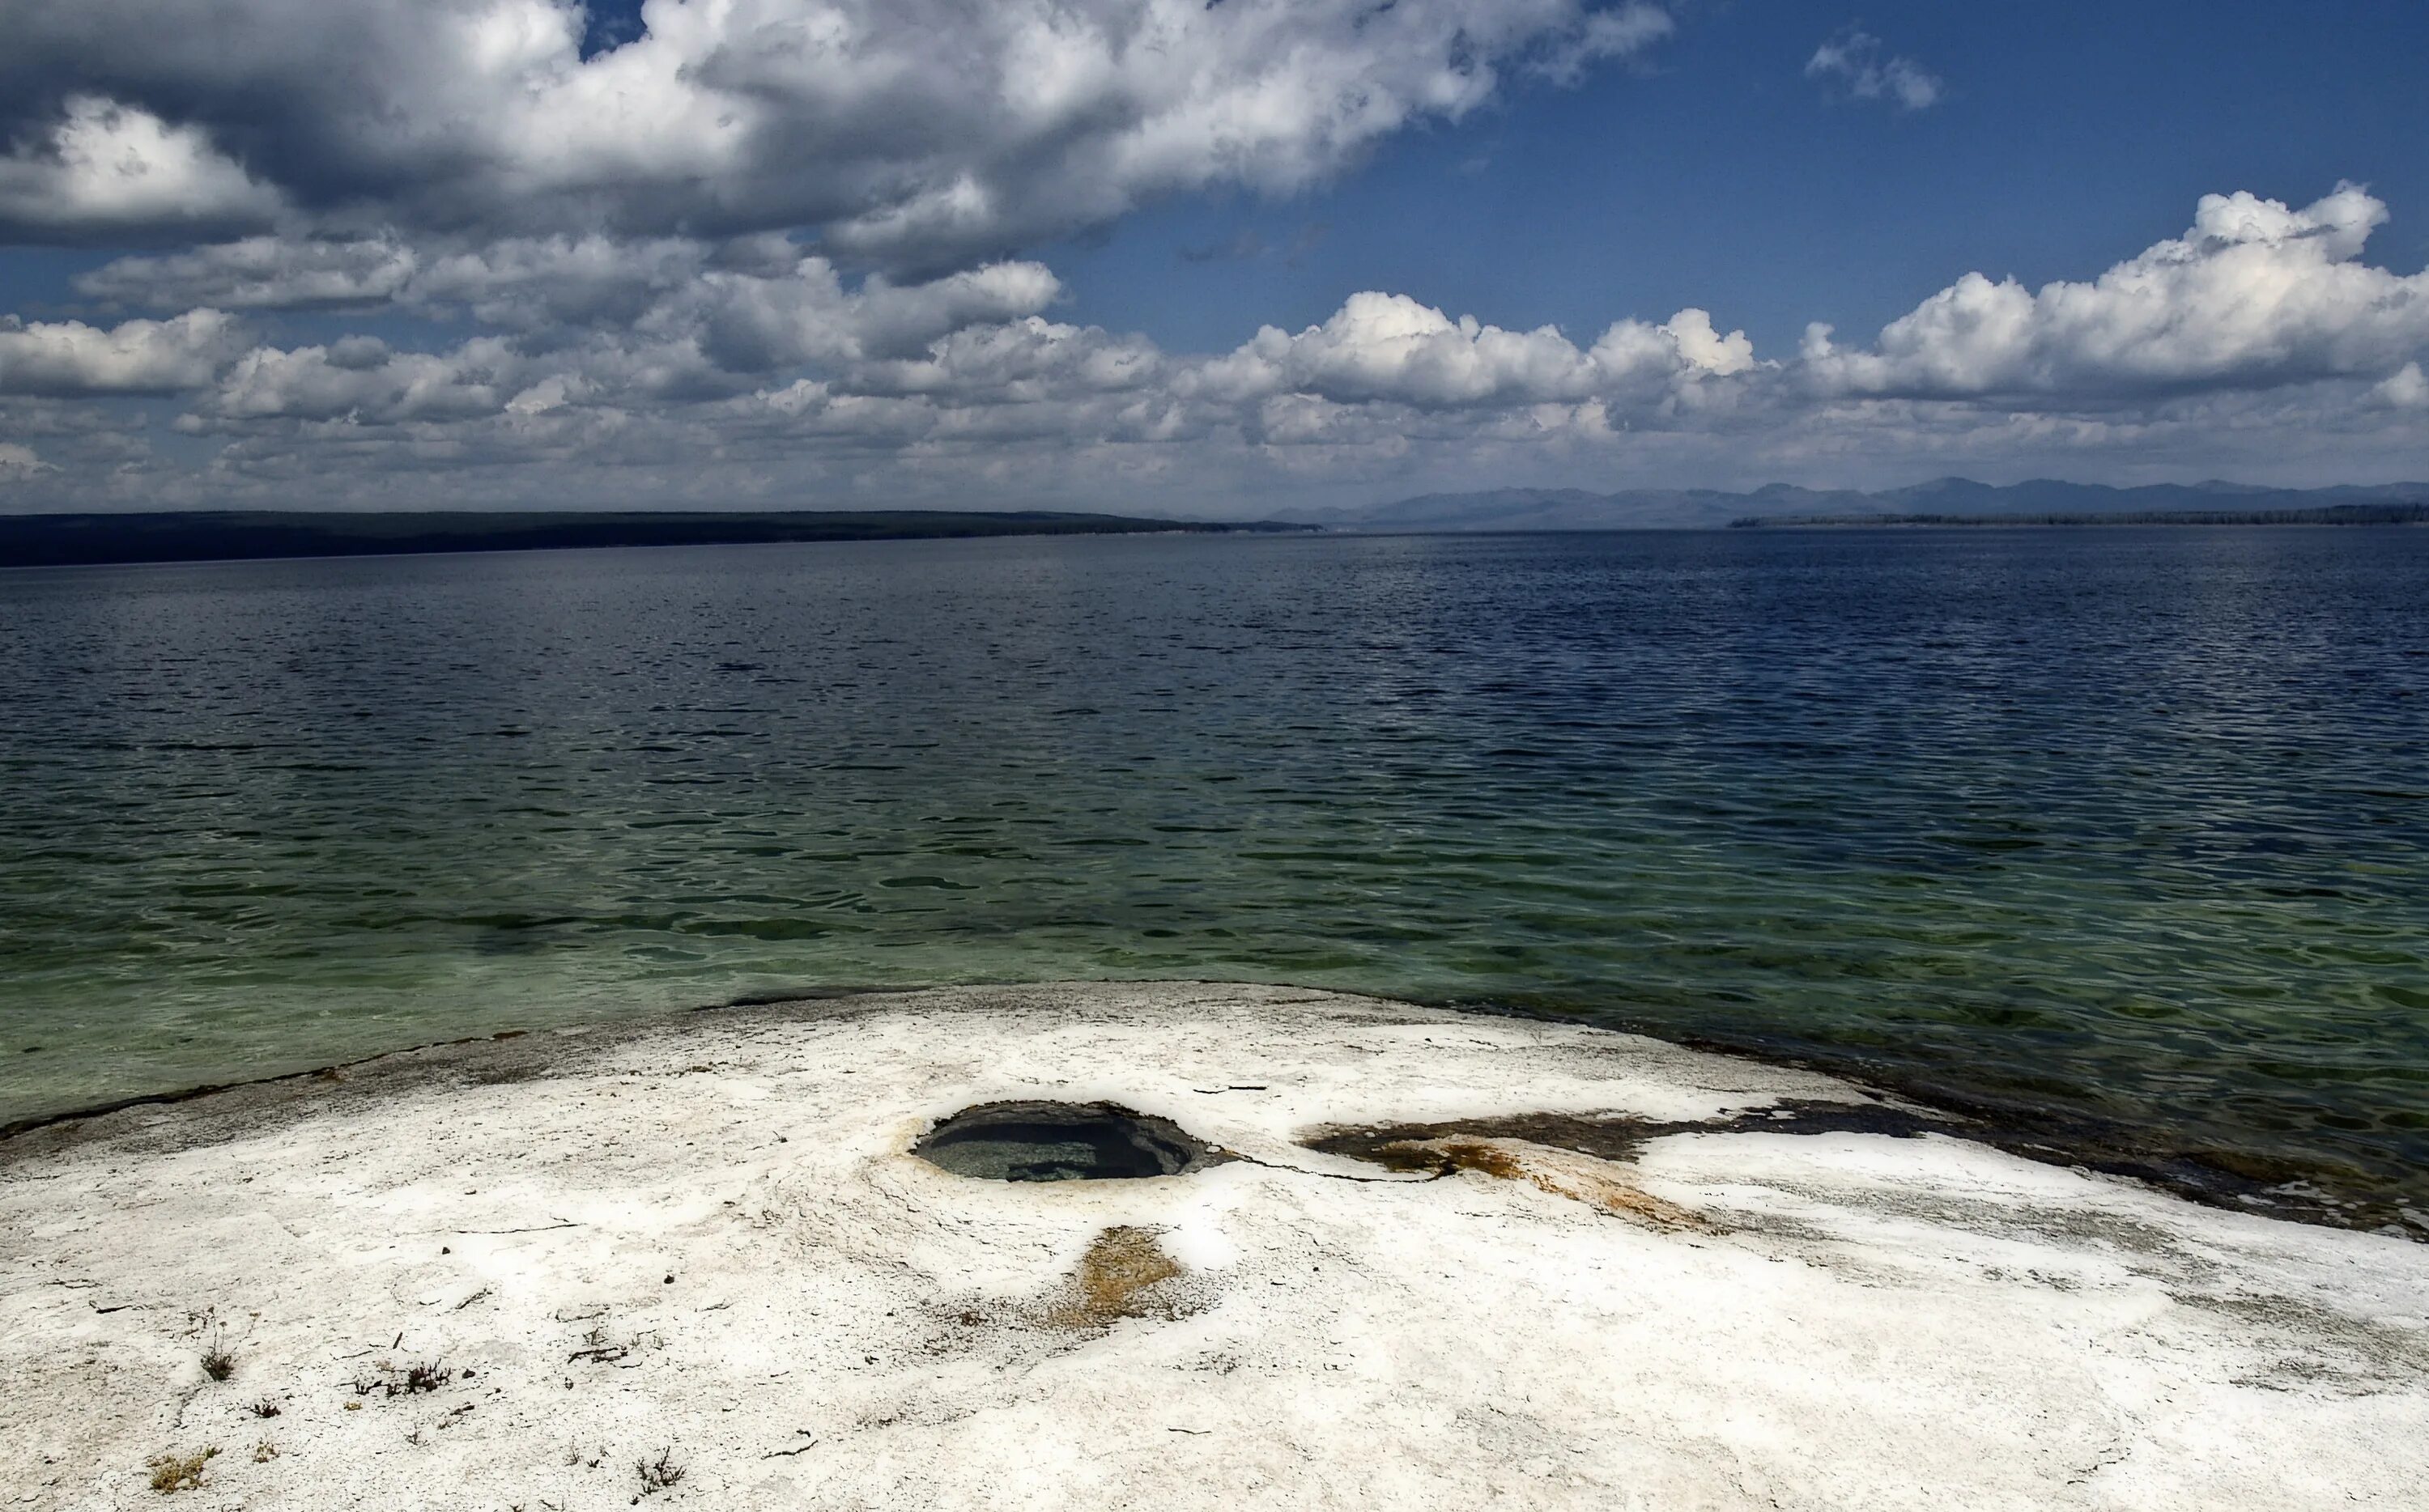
[2,529,2426,1225]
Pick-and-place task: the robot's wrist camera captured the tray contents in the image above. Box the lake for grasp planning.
[3,527,2424,1228]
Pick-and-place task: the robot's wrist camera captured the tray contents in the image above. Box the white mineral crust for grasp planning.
[2,983,2423,1509]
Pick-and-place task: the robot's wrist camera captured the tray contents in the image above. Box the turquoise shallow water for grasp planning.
[2,529,2425,1225]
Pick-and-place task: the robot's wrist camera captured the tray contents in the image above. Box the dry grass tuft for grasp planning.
[634,1446,687,1497]
[347,1359,455,1397]
[147,1447,218,1494]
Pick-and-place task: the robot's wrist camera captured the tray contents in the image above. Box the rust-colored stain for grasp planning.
[1303,1113,1741,1229]
[1305,1111,1670,1172]
[1301,1099,1969,1230]
[1405,1136,1707,1230]
[1044,1225,1187,1330]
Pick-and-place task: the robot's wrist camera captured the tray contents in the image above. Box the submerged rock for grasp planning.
[0,982,2423,1509]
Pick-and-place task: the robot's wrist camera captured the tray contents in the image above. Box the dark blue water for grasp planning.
[3,529,2424,1225]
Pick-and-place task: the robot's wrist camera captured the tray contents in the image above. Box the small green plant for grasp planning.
[147,1447,219,1494]
[187,1306,236,1382]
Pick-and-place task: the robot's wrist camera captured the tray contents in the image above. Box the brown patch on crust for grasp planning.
[1403,1136,1708,1230]
[1044,1225,1188,1330]
[1356,1113,1665,1166]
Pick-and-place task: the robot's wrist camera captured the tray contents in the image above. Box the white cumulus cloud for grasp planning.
[1806,185,2429,401]
[195,338,522,425]
[0,310,245,395]
[2375,362,2429,410]
[0,97,283,243]
[1188,295,1753,409]
[74,236,418,310]
[0,440,54,481]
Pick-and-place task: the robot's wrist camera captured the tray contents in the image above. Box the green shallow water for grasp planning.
[2,529,2425,1227]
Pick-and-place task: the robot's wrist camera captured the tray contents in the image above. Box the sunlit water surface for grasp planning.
[3,530,2424,1225]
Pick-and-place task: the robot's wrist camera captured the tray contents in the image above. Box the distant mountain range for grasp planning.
[1286,478,2429,532]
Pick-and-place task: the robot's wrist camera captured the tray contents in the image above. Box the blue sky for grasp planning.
[2,1,2425,513]
[1046,0,2429,353]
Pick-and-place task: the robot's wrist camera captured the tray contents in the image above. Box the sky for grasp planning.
[0,0,2424,516]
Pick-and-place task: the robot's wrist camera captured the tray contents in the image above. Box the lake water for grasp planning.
[3,529,2425,1228]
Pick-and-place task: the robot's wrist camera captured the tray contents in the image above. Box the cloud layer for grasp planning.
[0,6,2422,512]
[1,0,1670,267]
[3,183,2425,512]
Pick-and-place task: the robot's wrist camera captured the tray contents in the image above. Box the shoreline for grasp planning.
[0,510,1317,572]
[8,979,2414,1240]
[4,981,2423,1509]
